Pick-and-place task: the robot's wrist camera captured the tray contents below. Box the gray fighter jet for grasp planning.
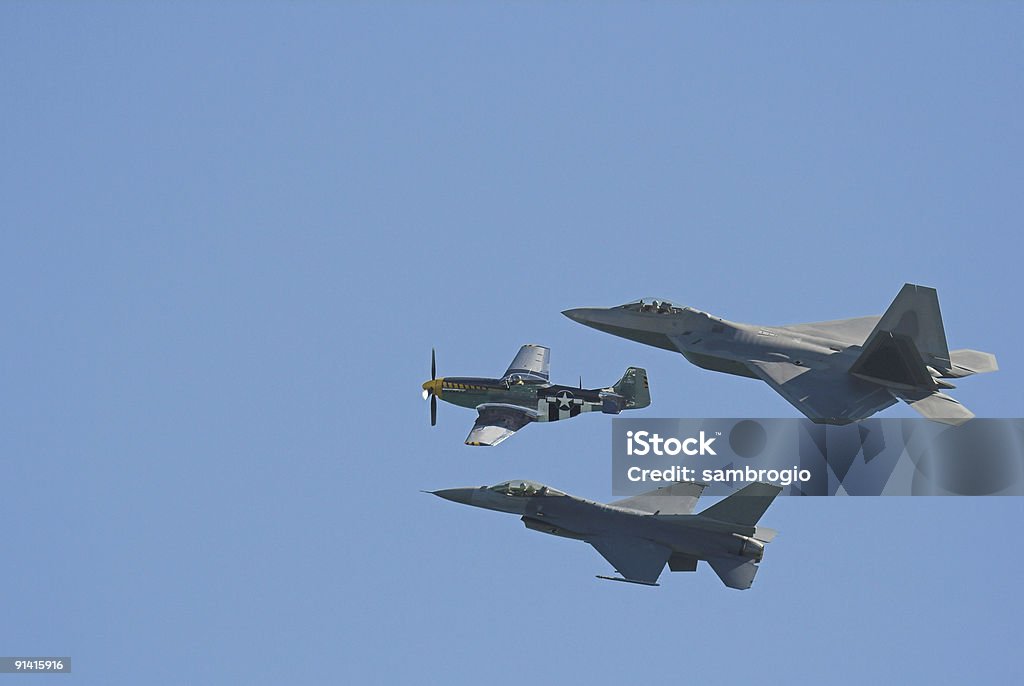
[421,345,650,446]
[430,480,781,589]
[564,284,997,425]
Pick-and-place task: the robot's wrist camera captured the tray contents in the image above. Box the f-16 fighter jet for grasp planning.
[564,284,997,425]
[421,345,650,446]
[430,480,781,589]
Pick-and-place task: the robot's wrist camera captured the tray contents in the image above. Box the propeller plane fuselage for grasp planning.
[422,345,650,446]
[424,376,611,418]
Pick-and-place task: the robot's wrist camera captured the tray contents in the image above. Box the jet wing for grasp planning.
[502,344,550,382]
[609,482,706,515]
[746,359,897,424]
[779,316,880,346]
[889,389,975,426]
[707,557,760,590]
[588,536,672,585]
[464,404,537,446]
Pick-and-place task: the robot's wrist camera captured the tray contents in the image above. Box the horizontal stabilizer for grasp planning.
[600,393,626,415]
[890,389,975,426]
[707,557,760,590]
[609,482,706,515]
[948,349,998,377]
[699,482,782,526]
[753,526,778,543]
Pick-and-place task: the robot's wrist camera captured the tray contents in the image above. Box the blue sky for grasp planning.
[2,2,1022,683]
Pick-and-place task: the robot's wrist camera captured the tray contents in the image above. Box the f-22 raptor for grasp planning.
[431,480,782,589]
[421,345,650,446]
[564,284,997,425]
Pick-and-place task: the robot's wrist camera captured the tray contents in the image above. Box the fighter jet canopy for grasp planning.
[615,298,685,314]
[488,480,565,497]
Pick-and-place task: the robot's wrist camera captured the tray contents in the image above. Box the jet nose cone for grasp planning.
[430,488,476,506]
[563,307,610,328]
[562,308,589,323]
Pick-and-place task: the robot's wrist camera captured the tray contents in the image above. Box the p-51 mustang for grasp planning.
[421,345,650,446]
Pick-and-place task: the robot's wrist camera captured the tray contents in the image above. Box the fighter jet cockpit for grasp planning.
[488,480,565,497]
[615,298,686,314]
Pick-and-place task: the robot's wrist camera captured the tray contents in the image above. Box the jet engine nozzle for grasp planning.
[732,534,765,561]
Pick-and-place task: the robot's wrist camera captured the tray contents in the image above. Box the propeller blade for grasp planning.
[431,348,436,380]
[430,394,437,426]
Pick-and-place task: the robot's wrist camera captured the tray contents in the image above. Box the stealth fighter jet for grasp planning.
[431,480,781,589]
[564,284,997,425]
[421,345,650,446]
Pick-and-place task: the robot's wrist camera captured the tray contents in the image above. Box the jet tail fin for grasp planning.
[848,285,996,395]
[612,367,650,409]
[698,482,782,527]
[848,330,935,389]
[862,283,951,369]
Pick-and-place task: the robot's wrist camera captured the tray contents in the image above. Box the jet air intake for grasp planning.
[521,516,585,540]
